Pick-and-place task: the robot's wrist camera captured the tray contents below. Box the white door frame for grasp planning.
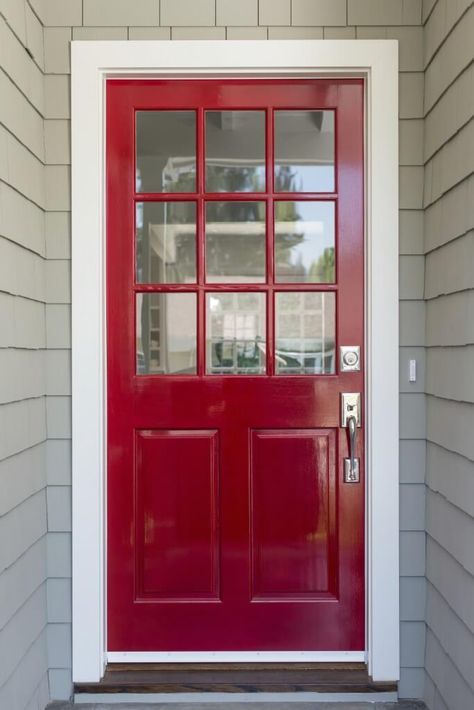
[71,39,399,684]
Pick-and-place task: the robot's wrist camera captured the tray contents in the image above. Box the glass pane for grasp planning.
[275,292,335,375]
[136,293,196,375]
[206,111,266,192]
[275,201,335,283]
[206,201,266,283]
[274,111,335,193]
[136,111,196,193]
[136,202,196,284]
[206,292,266,375]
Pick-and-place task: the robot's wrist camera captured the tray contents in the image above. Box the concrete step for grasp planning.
[48,701,427,710]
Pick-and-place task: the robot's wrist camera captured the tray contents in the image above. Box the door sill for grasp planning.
[74,662,397,695]
[107,651,366,663]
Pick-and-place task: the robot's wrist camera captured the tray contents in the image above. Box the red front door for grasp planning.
[107,79,364,652]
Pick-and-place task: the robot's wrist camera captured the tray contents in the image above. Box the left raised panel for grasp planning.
[135,430,220,601]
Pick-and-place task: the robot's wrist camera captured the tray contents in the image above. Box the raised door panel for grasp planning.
[250,429,337,600]
[135,429,220,601]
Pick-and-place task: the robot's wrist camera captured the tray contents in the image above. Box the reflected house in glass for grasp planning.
[206,111,266,192]
[136,293,197,375]
[136,110,197,193]
[275,292,335,375]
[275,110,335,193]
[206,292,266,375]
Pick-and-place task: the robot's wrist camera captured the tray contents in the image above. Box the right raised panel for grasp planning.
[250,429,336,600]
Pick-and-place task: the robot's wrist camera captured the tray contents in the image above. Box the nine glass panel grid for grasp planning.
[135,109,336,376]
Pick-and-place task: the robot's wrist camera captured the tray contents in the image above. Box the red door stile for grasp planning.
[107,79,364,652]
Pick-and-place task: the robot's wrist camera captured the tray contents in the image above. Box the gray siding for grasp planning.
[423,1,474,708]
[0,1,50,709]
[1,2,469,707]
[39,0,427,700]
[16,1,474,707]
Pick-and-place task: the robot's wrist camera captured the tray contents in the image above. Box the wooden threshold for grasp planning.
[74,662,397,694]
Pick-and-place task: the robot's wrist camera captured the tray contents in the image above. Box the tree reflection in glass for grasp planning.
[206,201,266,283]
[206,111,266,193]
[274,111,335,193]
[275,201,335,283]
[136,202,197,284]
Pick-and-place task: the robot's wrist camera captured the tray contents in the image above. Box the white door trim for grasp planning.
[71,39,399,684]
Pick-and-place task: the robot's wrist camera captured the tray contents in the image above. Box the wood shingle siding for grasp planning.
[423,0,474,707]
[2,1,473,707]
[0,1,49,708]
[37,0,428,701]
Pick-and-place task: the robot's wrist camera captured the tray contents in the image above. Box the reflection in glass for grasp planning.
[206,111,266,192]
[136,111,196,193]
[275,292,335,375]
[206,202,266,283]
[136,293,196,375]
[274,111,335,193]
[275,201,335,283]
[136,202,196,284]
[206,292,266,375]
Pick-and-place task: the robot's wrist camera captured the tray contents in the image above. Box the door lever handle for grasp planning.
[341,393,361,483]
[347,415,357,478]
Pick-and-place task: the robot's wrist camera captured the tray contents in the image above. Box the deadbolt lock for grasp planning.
[340,345,360,372]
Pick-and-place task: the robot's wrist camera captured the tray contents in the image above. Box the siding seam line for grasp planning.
[0,535,46,578]
[426,536,474,588]
[423,3,474,72]
[424,284,474,302]
[425,445,473,467]
[0,577,47,635]
[424,114,474,166]
[424,666,452,710]
[26,0,44,27]
[0,488,47,527]
[0,436,47,463]
[0,290,48,305]
[426,487,474,527]
[423,57,473,123]
[0,64,45,122]
[0,179,46,213]
[0,233,48,259]
[424,228,473,256]
[0,620,48,694]
[422,0,440,26]
[424,58,474,119]
[0,346,48,353]
[22,669,50,710]
[423,170,474,210]
[424,608,474,695]
[0,121,47,167]
[0,13,44,74]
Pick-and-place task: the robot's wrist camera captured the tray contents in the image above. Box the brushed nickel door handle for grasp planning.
[341,393,361,483]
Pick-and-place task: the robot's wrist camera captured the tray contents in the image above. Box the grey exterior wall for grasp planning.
[0,1,50,709]
[37,0,427,701]
[7,1,474,708]
[422,1,474,709]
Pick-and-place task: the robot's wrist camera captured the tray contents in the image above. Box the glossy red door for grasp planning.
[107,79,364,651]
